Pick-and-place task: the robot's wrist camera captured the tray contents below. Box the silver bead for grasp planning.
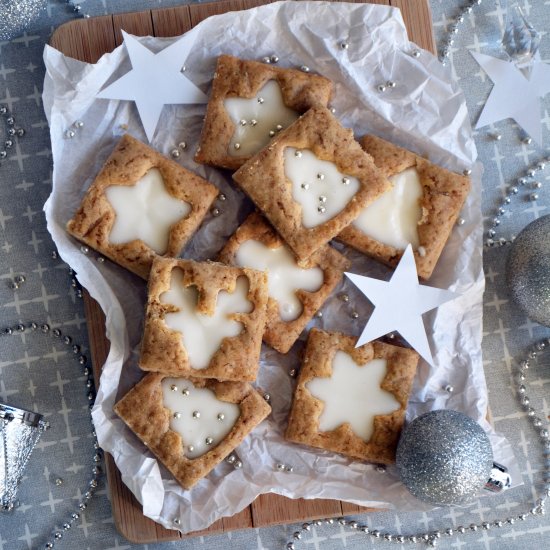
[178,141,187,150]
[457,526,465,533]
[170,148,180,159]
[71,513,80,520]
[376,464,386,473]
[234,143,241,150]
[518,384,527,394]
[217,413,225,421]
[211,207,221,217]
[340,42,349,50]
[262,56,271,63]
[75,120,84,129]
[371,530,380,538]
[54,532,63,539]
[488,229,496,238]
[182,388,190,396]
[63,523,71,530]
[287,543,295,550]
[444,384,454,393]
[386,80,396,88]
[289,368,297,378]
[250,119,257,126]
[187,445,194,452]
[302,523,311,531]
[65,129,75,139]
[294,150,302,158]
[276,463,286,471]
[45,544,54,549]
[482,522,490,530]
[463,169,472,176]
[377,84,386,92]
[226,454,236,464]
[384,533,392,541]
[285,465,293,473]
[522,136,533,145]
[218,194,226,202]
[520,396,530,407]
[412,49,421,58]
[205,437,214,445]
[4,139,12,148]
[537,162,546,170]
[527,168,537,177]
[173,518,181,525]
[257,97,264,104]
[340,293,349,302]
[491,132,502,141]
[269,130,275,137]
[301,183,309,190]
[170,384,177,392]
[534,180,544,188]
[270,55,279,64]
[409,535,417,543]
[510,186,519,194]
[530,193,539,201]
[342,177,350,185]
[300,65,310,72]
[318,195,327,203]
[317,173,325,180]
[263,393,271,402]
[504,196,511,204]
[317,205,326,213]
[351,311,359,319]
[192,411,200,419]
[173,412,181,419]
[233,460,242,469]
[293,531,302,540]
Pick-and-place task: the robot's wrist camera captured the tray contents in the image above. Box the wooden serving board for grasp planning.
[51,0,436,543]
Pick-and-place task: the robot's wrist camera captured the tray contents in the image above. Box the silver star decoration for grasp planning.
[97,31,208,142]
[471,52,550,145]
[345,245,459,366]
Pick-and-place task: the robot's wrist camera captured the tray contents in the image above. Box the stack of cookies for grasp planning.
[67,54,471,488]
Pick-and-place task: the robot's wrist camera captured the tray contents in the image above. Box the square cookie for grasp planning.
[195,54,333,170]
[114,373,271,489]
[233,107,390,261]
[338,135,471,279]
[218,212,350,354]
[285,328,419,464]
[67,134,218,279]
[140,257,268,382]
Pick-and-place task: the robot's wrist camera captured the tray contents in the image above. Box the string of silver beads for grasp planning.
[439,0,483,66]
[486,154,550,247]
[285,338,550,548]
[1,320,101,549]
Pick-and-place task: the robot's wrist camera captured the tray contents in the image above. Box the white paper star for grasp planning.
[97,31,208,142]
[345,245,459,366]
[471,52,550,145]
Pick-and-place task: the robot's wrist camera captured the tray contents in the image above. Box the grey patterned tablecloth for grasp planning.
[1,1,549,549]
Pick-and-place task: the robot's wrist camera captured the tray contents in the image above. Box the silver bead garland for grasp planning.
[1,319,101,549]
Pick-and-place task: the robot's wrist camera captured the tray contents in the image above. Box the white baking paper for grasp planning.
[42,1,518,533]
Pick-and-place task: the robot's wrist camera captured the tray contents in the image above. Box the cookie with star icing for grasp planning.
[285,328,418,464]
[194,54,333,170]
[67,134,218,279]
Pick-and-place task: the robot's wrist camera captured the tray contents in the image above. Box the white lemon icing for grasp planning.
[105,168,190,255]
[160,269,253,369]
[306,351,400,442]
[224,80,299,157]
[284,147,360,228]
[352,167,423,249]
[234,239,323,321]
[162,378,240,459]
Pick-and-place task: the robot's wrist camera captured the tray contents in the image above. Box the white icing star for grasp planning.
[306,351,400,441]
[97,31,208,142]
[105,168,190,254]
[471,52,550,145]
[345,245,459,366]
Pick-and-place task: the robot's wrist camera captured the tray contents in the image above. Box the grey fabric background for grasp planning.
[0,0,549,548]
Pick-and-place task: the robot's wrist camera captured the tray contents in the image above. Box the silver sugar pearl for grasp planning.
[522,136,533,145]
[75,120,84,128]
[351,311,359,319]
[170,384,178,391]
[269,130,275,137]
[239,119,247,126]
[226,454,236,464]
[317,173,324,180]
[301,183,309,190]
[294,150,302,158]
[444,384,454,393]
[318,195,327,203]
[192,411,200,419]
[178,141,187,150]
[531,193,539,201]
[491,132,502,141]
[173,518,181,525]
[188,445,194,452]
[340,42,349,50]
[257,97,264,104]
[262,56,271,63]
[342,177,350,185]
[263,393,271,402]
[527,169,537,177]
[182,388,190,396]
[234,143,241,150]
[300,65,310,72]
[211,207,221,217]
[250,119,257,126]
[270,55,279,64]
[412,49,421,58]
[317,205,326,213]
[173,412,181,419]
[386,80,396,88]
[463,169,472,176]
[217,413,225,421]
[276,463,286,471]
[377,84,387,92]
[170,148,180,159]
[65,129,75,139]
[234,460,242,469]
[205,437,214,445]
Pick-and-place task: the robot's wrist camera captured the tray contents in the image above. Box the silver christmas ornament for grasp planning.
[396,410,493,506]
[507,215,550,326]
[0,0,47,41]
[1,403,48,511]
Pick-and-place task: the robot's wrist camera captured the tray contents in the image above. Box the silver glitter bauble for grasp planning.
[507,215,550,326]
[0,0,47,41]
[396,410,493,506]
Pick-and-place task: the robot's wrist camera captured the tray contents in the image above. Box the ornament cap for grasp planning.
[484,462,512,493]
